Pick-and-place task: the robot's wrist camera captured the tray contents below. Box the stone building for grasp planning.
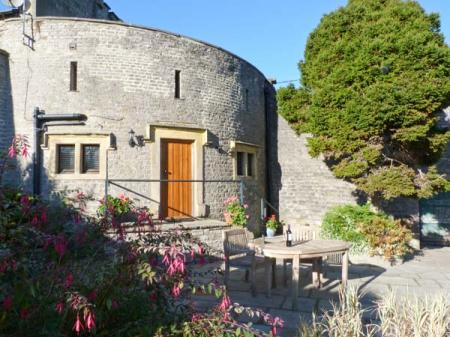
[0,0,275,233]
[0,0,448,245]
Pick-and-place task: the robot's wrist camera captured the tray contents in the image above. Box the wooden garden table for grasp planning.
[260,238,351,310]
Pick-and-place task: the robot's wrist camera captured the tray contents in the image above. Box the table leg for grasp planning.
[272,259,277,289]
[342,250,349,287]
[291,255,300,310]
[312,258,322,288]
[265,257,272,298]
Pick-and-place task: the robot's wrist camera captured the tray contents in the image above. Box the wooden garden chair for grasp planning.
[222,228,265,296]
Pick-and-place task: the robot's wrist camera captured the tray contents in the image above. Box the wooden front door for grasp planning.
[161,140,193,219]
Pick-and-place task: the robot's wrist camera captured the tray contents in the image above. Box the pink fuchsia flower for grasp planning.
[149,293,158,302]
[73,313,84,335]
[191,313,203,322]
[19,307,30,320]
[2,296,13,311]
[7,144,15,158]
[64,273,74,289]
[40,208,48,223]
[271,316,284,336]
[85,311,96,331]
[31,214,40,227]
[218,294,231,311]
[54,235,67,259]
[20,195,30,208]
[88,290,97,302]
[55,302,64,314]
[171,284,181,297]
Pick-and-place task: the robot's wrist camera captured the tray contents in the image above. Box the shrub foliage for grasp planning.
[278,0,450,200]
[322,204,412,259]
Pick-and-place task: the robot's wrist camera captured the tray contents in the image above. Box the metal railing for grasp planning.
[260,198,280,220]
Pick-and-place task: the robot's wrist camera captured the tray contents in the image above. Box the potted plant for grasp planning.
[223,196,249,227]
[265,215,280,238]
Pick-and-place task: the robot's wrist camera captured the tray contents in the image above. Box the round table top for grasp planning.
[259,237,351,258]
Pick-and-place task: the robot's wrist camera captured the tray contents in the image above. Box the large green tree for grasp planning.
[278,0,450,200]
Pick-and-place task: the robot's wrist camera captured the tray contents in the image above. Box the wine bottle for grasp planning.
[286,225,292,247]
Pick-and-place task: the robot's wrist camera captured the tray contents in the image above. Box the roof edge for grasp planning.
[4,16,269,82]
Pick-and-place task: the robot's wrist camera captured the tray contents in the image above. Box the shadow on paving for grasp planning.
[191,261,386,337]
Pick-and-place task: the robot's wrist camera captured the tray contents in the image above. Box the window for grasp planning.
[82,145,100,173]
[58,145,75,173]
[244,88,249,111]
[235,151,256,178]
[247,153,254,177]
[70,61,78,91]
[45,134,111,179]
[237,152,245,176]
[174,70,181,98]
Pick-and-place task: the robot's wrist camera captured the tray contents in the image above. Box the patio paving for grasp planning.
[193,247,450,337]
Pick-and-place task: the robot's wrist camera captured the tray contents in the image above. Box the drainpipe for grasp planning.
[264,85,273,208]
[32,107,86,196]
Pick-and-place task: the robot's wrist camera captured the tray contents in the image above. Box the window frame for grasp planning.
[43,134,113,180]
[57,144,75,174]
[81,144,100,174]
[232,141,258,180]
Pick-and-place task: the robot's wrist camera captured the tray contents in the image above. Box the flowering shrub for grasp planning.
[0,134,29,186]
[97,194,133,218]
[322,204,413,260]
[265,215,281,231]
[0,137,283,336]
[224,197,249,227]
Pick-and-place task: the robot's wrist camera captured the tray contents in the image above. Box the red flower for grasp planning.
[20,195,30,208]
[55,302,64,314]
[149,293,158,302]
[171,284,181,297]
[73,313,84,335]
[2,296,13,311]
[88,290,97,302]
[20,307,30,320]
[54,235,67,259]
[7,144,15,158]
[218,294,231,311]
[64,273,74,289]
[85,311,95,331]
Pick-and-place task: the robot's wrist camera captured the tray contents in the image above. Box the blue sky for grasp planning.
[2,1,449,87]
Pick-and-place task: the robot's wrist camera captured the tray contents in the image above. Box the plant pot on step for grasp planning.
[266,228,276,238]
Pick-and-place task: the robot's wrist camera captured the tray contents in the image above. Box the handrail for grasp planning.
[260,198,279,221]
[105,178,245,206]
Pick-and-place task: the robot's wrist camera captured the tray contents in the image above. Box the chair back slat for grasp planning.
[223,228,250,257]
[283,224,316,242]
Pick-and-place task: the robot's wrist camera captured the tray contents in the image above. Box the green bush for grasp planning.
[322,204,374,252]
[322,204,412,259]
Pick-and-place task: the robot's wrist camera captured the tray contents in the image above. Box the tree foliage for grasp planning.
[278,0,450,200]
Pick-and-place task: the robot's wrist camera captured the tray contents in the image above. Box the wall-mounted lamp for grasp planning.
[128,129,137,147]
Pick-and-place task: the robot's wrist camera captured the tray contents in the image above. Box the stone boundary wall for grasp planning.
[273,115,358,228]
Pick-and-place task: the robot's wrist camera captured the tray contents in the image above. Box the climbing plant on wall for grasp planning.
[278,0,450,200]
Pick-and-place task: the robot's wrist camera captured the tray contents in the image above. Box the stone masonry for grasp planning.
[0,16,274,232]
[274,115,357,228]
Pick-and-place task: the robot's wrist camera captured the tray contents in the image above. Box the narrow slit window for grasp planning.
[175,70,181,98]
[247,153,254,177]
[70,61,78,91]
[245,89,249,110]
[82,144,100,173]
[57,145,75,173]
[236,151,245,176]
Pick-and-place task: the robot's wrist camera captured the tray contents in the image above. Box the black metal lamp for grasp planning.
[128,129,137,147]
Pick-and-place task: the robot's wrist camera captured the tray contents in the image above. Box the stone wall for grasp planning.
[0,17,270,232]
[273,115,358,229]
